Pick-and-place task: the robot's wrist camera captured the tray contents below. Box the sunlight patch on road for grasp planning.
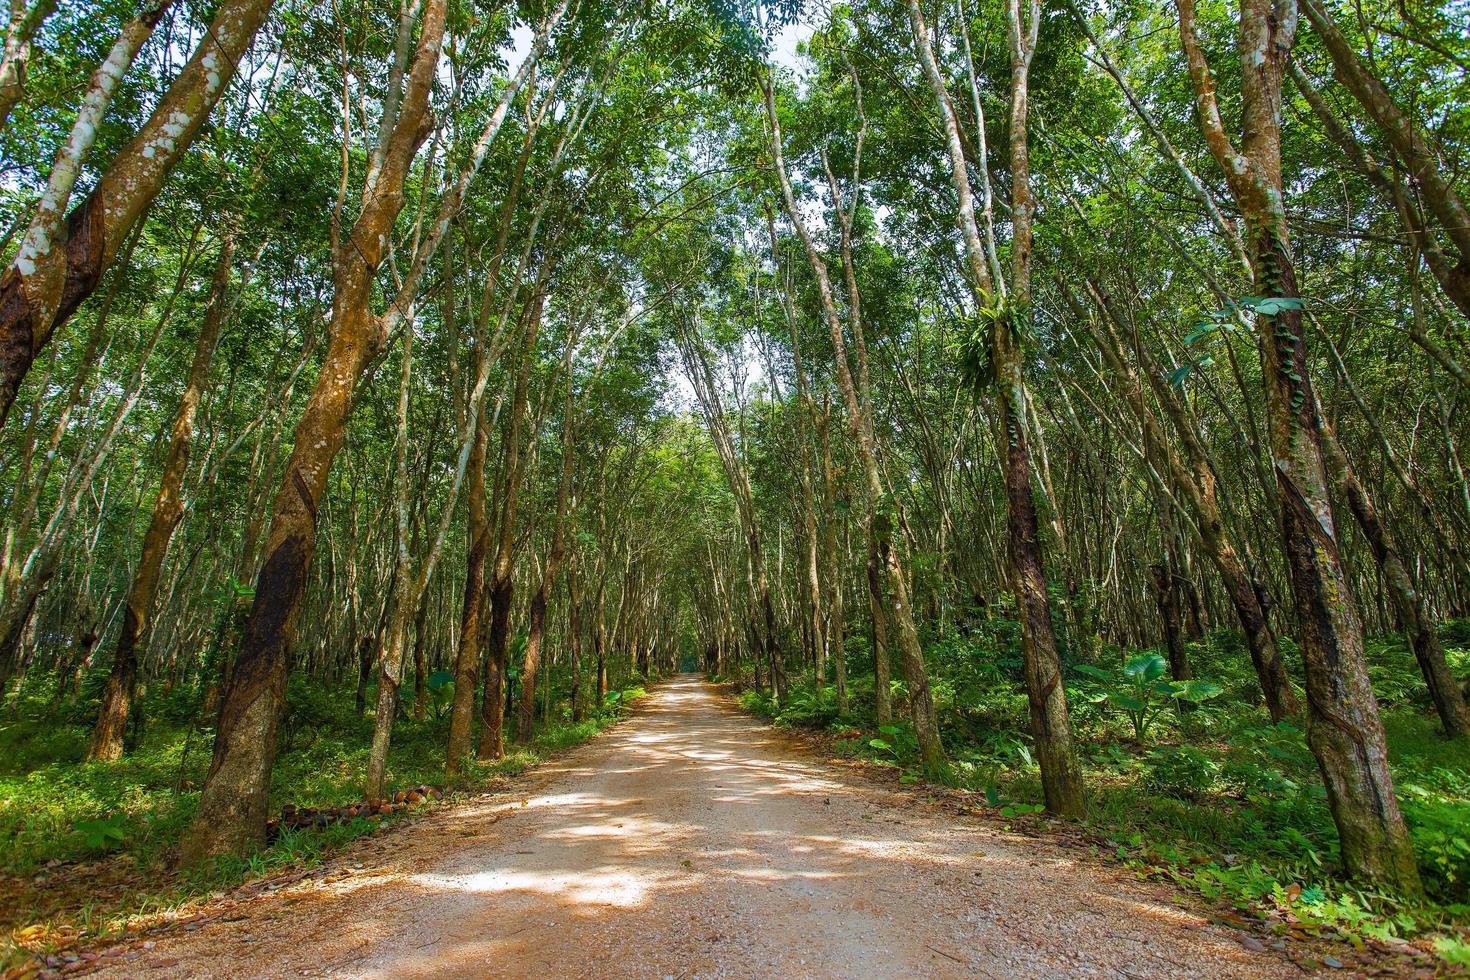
[408,866,675,909]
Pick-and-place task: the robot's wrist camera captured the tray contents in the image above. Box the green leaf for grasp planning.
[1108,693,1147,712]
[1169,680,1224,702]
[868,738,893,752]
[1072,664,1112,680]
[73,815,128,850]
[1123,653,1167,681]
[1239,295,1305,316]
[1182,322,1220,345]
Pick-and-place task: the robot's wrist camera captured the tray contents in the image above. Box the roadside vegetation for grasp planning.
[0,668,647,967]
[734,619,1470,967]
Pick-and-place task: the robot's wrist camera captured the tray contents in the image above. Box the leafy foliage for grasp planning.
[1072,654,1223,743]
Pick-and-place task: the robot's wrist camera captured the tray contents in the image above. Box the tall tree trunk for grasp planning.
[867,528,893,725]
[1152,559,1192,682]
[822,412,848,715]
[567,561,583,722]
[480,289,545,759]
[907,0,1077,805]
[998,382,1085,815]
[519,578,549,740]
[480,572,511,759]
[517,369,577,743]
[444,122,530,774]
[355,634,376,716]
[1069,278,1298,719]
[411,594,430,721]
[0,0,57,130]
[365,306,420,800]
[1005,0,1084,818]
[763,73,943,772]
[1176,0,1421,892]
[446,401,487,774]
[595,583,608,705]
[1319,419,1470,737]
[177,0,448,864]
[88,229,236,761]
[0,549,51,680]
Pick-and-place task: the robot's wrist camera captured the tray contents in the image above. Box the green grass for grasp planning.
[0,669,650,967]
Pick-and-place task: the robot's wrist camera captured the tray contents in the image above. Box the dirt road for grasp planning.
[99,676,1294,978]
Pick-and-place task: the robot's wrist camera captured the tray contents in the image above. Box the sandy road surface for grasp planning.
[96,676,1295,978]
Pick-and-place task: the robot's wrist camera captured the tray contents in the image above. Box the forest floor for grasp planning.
[64,676,1393,978]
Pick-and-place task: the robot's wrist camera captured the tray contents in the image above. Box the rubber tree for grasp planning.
[180,0,569,853]
[1297,0,1470,320]
[444,118,539,775]
[177,0,449,863]
[480,287,548,760]
[908,0,1083,813]
[516,337,580,743]
[0,0,58,129]
[1064,278,1298,721]
[677,321,784,703]
[1174,0,1422,892]
[1318,415,1470,737]
[762,70,945,774]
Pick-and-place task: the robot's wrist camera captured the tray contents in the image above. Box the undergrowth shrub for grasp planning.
[1143,745,1220,801]
[738,689,776,718]
[773,685,840,727]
